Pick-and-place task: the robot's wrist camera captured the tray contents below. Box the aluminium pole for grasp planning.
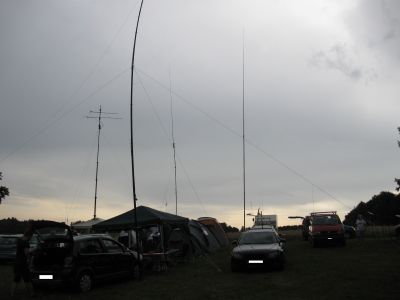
[130,0,144,255]
[93,105,102,219]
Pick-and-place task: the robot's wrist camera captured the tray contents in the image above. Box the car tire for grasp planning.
[131,264,141,280]
[76,271,93,293]
[276,262,285,271]
[310,238,317,248]
[231,263,240,272]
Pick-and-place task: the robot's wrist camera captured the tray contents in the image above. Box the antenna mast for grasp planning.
[242,30,246,231]
[130,0,144,254]
[169,70,178,215]
[86,105,121,219]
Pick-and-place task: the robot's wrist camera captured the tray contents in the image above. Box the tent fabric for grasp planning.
[188,220,220,253]
[93,206,189,231]
[93,206,191,254]
[198,217,229,247]
[71,218,104,232]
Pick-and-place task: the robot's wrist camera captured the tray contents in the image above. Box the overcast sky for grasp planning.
[1,0,399,228]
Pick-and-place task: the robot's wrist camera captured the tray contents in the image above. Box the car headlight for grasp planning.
[268,251,279,258]
[232,252,243,259]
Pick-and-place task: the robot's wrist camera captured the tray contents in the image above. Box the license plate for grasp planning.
[39,275,53,280]
[248,260,263,264]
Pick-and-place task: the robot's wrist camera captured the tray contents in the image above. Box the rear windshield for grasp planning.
[36,227,72,248]
[239,231,278,245]
[36,227,69,238]
[312,215,341,225]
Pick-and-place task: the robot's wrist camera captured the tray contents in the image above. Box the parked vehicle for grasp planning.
[30,221,142,292]
[231,228,285,272]
[0,234,38,263]
[0,234,21,262]
[302,216,311,240]
[343,224,356,239]
[395,224,400,240]
[308,211,346,247]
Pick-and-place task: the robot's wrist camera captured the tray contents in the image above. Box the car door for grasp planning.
[77,238,108,278]
[101,238,132,276]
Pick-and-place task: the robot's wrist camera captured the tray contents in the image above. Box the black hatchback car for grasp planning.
[231,229,285,272]
[30,221,141,292]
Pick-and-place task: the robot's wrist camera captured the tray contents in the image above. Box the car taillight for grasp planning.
[64,256,73,267]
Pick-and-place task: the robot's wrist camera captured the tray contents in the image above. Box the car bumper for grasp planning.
[311,234,345,242]
[231,254,284,269]
[31,268,74,287]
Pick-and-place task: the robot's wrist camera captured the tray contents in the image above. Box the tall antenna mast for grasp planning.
[130,0,144,254]
[169,70,178,215]
[242,30,246,231]
[86,105,121,219]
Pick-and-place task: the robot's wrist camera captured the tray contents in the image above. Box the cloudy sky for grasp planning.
[1,0,399,228]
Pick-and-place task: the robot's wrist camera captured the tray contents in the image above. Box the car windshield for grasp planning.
[238,231,277,245]
[312,215,341,225]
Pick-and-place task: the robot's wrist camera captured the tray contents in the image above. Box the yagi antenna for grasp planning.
[85,105,121,219]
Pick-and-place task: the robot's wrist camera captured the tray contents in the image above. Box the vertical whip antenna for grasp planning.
[242,29,246,231]
[130,0,144,255]
[169,70,178,215]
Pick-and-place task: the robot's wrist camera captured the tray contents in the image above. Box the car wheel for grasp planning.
[77,272,92,293]
[275,262,285,271]
[310,238,317,248]
[131,264,141,280]
[231,262,240,272]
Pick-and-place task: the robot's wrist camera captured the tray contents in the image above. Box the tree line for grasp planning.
[343,191,400,226]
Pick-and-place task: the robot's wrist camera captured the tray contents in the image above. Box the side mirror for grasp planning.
[231,240,238,247]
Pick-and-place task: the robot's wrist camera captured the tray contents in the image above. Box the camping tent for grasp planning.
[198,217,229,247]
[71,218,104,234]
[93,206,191,255]
[188,220,220,254]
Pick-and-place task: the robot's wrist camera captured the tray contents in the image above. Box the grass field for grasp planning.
[2,232,399,299]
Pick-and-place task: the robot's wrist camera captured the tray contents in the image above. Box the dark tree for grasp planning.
[220,222,239,233]
[0,172,9,204]
[343,191,400,225]
[395,127,400,191]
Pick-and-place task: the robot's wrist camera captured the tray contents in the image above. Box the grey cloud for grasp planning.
[345,0,400,60]
[309,43,376,81]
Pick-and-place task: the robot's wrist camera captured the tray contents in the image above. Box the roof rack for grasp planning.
[310,211,337,216]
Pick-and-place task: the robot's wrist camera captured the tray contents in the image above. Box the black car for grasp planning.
[30,221,141,292]
[343,224,356,239]
[0,234,38,263]
[231,229,285,272]
[302,216,311,240]
[0,234,21,262]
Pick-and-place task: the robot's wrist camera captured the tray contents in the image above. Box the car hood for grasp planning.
[233,243,282,254]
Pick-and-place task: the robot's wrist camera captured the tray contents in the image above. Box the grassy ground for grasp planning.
[2,232,399,299]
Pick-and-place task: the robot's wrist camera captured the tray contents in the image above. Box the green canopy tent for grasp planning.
[93,205,189,231]
[92,206,191,269]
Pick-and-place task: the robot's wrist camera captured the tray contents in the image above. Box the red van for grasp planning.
[308,211,345,247]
